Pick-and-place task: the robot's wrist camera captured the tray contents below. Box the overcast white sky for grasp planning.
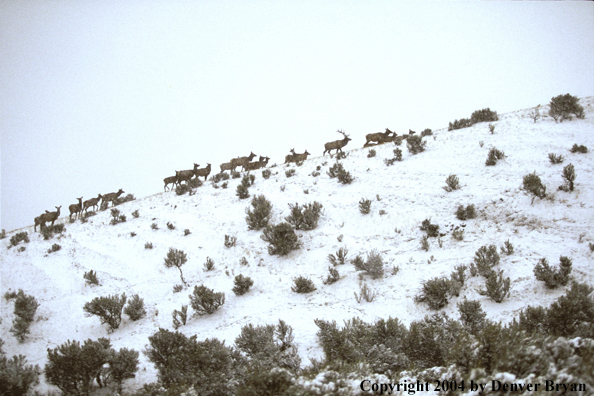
[1,1,593,232]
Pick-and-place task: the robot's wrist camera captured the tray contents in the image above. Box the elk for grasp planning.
[69,197,83,221]
[101,189,125,208]
[363,128,396,147]
[286,149,310,164]
[195,163,211,181]
[36,206,61,231]
[83,194,102,213]
[231,152,256,172]
[323,130,351,157]
[220,162,233,173]
[245,156,270,171]
[163,176,178,191]
[176,163,200,185]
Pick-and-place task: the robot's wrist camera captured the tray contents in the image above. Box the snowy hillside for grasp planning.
[2,98,594,394]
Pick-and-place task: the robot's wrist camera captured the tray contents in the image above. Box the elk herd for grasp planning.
[33,128,415,230]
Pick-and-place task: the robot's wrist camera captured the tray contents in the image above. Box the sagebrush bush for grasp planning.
[559,163,576,192]
[164,248,188,286]
[236,176,250,200]
[478,270,511,303]
[443,174,460,192]
[285,201,323,230]
[385,148,403,166]
[285,169,296,178]
[448,118,473,131]
[485,147,505,166]
[47,243,61,253]
[9,290,39,343]
[548,153,564,164]
[203,257,215,271]
[172,305,188,329]
[570,144,588,154]
[175,184,191,196]
[367,149,376,158]
[415,277,451,310]
[354,282,377,303]
[188,178,203,188]
[546,281,594,338]
[262,169,271,179]
[261,222,301,256]
[548,94,584,122]
[0,354,40,395]
[9,232,29,247]
[534,256,572,289]
[323,266,340,285]
[352,250,384,279]
[420,235,430,251]
[500,239,514,255]
[292,276,317,293]
[421,128,432,136]
[474,245,500,277]
[471,108,499,124]
[84,270,99,286]
[327,247,348,266]
[124,294,146,321]
[232,275,254,296]
[109,208,126,225]
[522,172,547,200]
[83,293,127,331]
[41,224,65,240]
[406,135,426,154]
[145,328,241,392]
[455,204,477,220]
[224,234,237,248]
[245,195,273,230]
[190,285,225,315]
[404,313,460,369]
[420,219,439,237]
[359,198,371,214]
[144,242,153,249]
[457,298,486,335]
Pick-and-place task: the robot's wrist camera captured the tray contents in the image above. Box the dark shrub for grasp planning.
[224,235,237,248]
[291,276,316,293]
[404,313,461,369]
[144,328,241,393]
[262,169,271,179]
[548,94,585,122]
[474,245,500,277]
[415,277,450,310]
[261,223,301,256]
[9,290,39,343]
[421,128,432,136]
[457,298,486,335]
[109,208,126,225]
[523,172,547,199]
[514,305,547,335]
[285,202,323,230]
[570,144,588,153]
[455,204,476,220]
[352,250,384,279]
[0,354,40,395]
[175,184,191,195]
[367,149,376,158]
[406,135,426,154]
[144,242,153,249]
[443,174,460,192]
[41,224,65,240]
[83,293,127,331]
[172,305,188,329]
[500,239,514,255]
[233,275,254,296]
[203,257,215,271]
[108,348,140,393]
[235,320,300,373]
[132,209,140,218]
[166,222,175,230]
[47,243,61,253]
[189,285,225,315]
[124,294,146,321]
[485,147,505,166]
[188,178,203,188]
[285,169,296,178]
[45,338,114,396]
[478,270,510,303]
[323,267,340,285]
[559,163,576,192]
[419,218,439,237]
[448,118,473,131]
[84,270,99,286]
[245,195,273,230]
[237,368,294,396]
[236,175,251,199]
[9,232,29,247]
[546,281,594,338]
[327,247,348,266]
[470,108,499,124]
[359,198,371,214]
[534,256,572,289]
[164,248,188,286]
[548,153,564,164]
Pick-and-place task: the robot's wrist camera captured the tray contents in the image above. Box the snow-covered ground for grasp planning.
[2,98,593,393]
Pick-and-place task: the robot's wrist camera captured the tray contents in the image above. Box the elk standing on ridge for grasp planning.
[195,163,211,181]
[35,206,61,231]
[83,194,102,213]
[323,130,351,157]
[101,189,125,208]
[245,156,270,171]
[231,152,256,172]
[176,164,200,185]
[363,128,396,147]
[163,176,178,191]
[286,149,310,164]
[69,197,83,221]
[219,162,233,173]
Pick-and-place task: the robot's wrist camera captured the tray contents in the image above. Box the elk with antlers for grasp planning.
[323,130,351,157]
[363,128,397,147]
